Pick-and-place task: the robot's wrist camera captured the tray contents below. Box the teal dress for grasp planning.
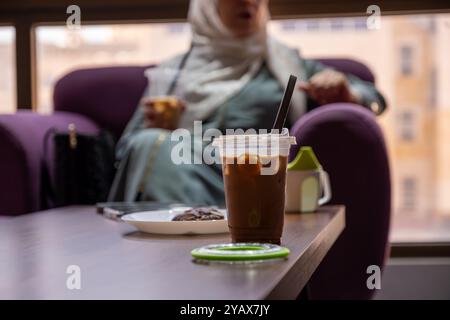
[108,61,385,205]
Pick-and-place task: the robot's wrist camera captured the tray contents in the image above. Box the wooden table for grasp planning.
[0,205,345,299]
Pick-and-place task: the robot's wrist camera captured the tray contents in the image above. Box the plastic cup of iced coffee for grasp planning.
[141,95,185,130]
[213,129,296,244]
[151,96,185,129]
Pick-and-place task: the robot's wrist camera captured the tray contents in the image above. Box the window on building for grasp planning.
[429,67,437,108]
[0,26,16,114]
[330,19,345,30]
[402,177,417,210]
[354,18,368,30]
[400,45,414,76]
[305,20,320,31]
[280,20,298,31]
[398,110,416,141]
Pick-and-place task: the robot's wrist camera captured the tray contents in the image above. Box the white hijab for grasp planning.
[145,0,306,129]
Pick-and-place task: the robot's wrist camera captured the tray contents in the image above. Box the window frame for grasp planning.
[390,242,450,257]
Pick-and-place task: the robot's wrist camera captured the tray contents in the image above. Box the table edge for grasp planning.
[264,206,346,299]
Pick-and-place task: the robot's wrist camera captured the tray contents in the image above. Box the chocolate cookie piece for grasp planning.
[172,207,224,221]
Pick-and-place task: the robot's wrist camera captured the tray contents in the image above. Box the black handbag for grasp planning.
[44,124,116,206]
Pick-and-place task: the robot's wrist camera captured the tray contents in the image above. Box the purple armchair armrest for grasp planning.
[289,103,391,299]
[0,111,99,216]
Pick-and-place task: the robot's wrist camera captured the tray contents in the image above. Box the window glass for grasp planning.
[35,23,191,113]
[269,14,450,242]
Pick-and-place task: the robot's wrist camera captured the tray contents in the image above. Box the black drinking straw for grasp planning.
[272,75,297,131]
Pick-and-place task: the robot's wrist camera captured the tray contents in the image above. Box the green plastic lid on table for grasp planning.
[288,146,321,171]
[191,243,290,262]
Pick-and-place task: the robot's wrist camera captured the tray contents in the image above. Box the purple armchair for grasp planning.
[0,59,390,299]
[0,66,148,216]
[289,104,391,299]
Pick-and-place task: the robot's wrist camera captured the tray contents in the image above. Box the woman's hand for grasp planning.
[298,69,360,105]
[142,97,186,130]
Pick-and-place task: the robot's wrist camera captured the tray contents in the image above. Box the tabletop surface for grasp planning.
[0,205,345,300]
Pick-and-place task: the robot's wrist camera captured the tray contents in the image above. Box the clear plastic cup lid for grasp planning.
[212,128,296,148]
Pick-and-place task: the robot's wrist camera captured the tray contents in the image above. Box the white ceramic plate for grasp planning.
[121,207,228,235]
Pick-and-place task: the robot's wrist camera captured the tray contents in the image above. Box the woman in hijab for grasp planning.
[108,0,386,204]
